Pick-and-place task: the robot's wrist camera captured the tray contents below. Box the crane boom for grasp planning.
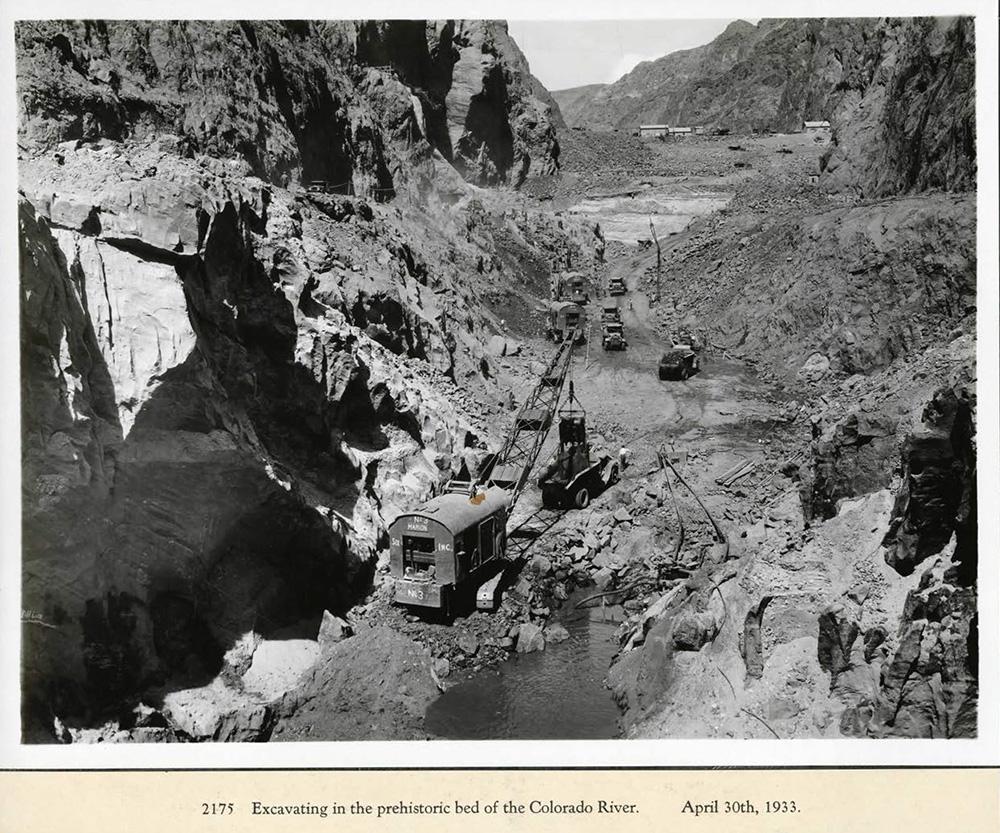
[485,337,576,510]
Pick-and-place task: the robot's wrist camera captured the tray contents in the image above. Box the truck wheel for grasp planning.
[573,487,590,509]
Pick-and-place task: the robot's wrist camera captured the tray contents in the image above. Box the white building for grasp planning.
[803,120,832,134]
[638,124,669,138]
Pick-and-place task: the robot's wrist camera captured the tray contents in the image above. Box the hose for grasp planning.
[657,449,685,563]
[658,446,729,563]
[574,580,645,609]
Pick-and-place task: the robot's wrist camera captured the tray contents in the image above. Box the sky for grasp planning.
[507,20,750,91]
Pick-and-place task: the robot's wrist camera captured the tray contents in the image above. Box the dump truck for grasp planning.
[658,343,700,380]
[600,300,621,323]
[608,276,627,296]
[602,321,627,351]
[537,383,619,509]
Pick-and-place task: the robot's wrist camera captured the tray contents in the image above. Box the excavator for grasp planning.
[389,337,580,614]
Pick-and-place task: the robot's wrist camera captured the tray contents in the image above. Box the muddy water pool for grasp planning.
[424,591,622,739]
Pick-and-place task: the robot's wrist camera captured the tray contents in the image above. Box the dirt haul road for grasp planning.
[413,256,806,740]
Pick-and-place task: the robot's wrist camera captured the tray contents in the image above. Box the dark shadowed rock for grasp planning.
[817,603,860,678]
[318,611,351,647]
[882,384,976,577]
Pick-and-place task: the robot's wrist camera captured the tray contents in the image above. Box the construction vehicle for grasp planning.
[389,339,577,614]
[552,271,591,304]
[602,321,627,351]
[608,276,627,296]
[537,382,620,509]
[600,299,621,323]
[675,326,702,353]
[566,273,590,303]
[545,301,587,343]
[658,343,701,380]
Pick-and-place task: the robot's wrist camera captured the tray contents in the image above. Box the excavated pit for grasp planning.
[425,589,621,739]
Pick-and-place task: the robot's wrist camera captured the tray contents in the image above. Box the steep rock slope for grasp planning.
[19,139,604,738]
[18,146,468,730]
[355,20,561,186]
[550,83,606,127]
[16,21,592,739]
[16,19,559,190]
[603,19,977,740]
[821,17,976,197]
[560,19,853,132]
[561,12,975,186]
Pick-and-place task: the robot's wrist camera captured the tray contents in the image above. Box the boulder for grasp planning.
[798,352,830,382]
[221,630,262,678]
[671,611,719,651]
[544,623,571,644]
[515,622,545,654]
[530,554,553,576]
[591,551,611,569]
[318,611,352,648]
[457,633,479,656]
[593,567,614,590]
[485,335,521,357]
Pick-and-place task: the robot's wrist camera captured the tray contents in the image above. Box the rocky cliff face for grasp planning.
[821,17,976,198]
[16,19,560,191]
[16,20,578,737]
[556,15,976,202]
[18,143,479,729]
[557,19,861,133]
[434,21,561,185]
[598,18,976,741]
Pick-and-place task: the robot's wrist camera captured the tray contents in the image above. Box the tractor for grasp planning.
[537,383,619,509]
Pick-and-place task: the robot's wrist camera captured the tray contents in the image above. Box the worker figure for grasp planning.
[469,484,487,505]
[618,446,632,471]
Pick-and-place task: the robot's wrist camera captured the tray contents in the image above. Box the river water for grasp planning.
[424,591,622,739]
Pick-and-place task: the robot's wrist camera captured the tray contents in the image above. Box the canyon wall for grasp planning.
[555,13,976,204]
[16,19,576,737]
[17,20,560,190]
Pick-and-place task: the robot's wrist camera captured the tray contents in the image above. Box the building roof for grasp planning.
[803,120,831,128]
[669,126,692,132]
[392,486,510,535]
[639,124,669,130]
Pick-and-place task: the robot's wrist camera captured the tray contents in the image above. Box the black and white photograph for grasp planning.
[8,8,991,754]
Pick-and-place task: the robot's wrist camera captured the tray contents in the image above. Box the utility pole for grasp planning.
[649,216,662,303]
